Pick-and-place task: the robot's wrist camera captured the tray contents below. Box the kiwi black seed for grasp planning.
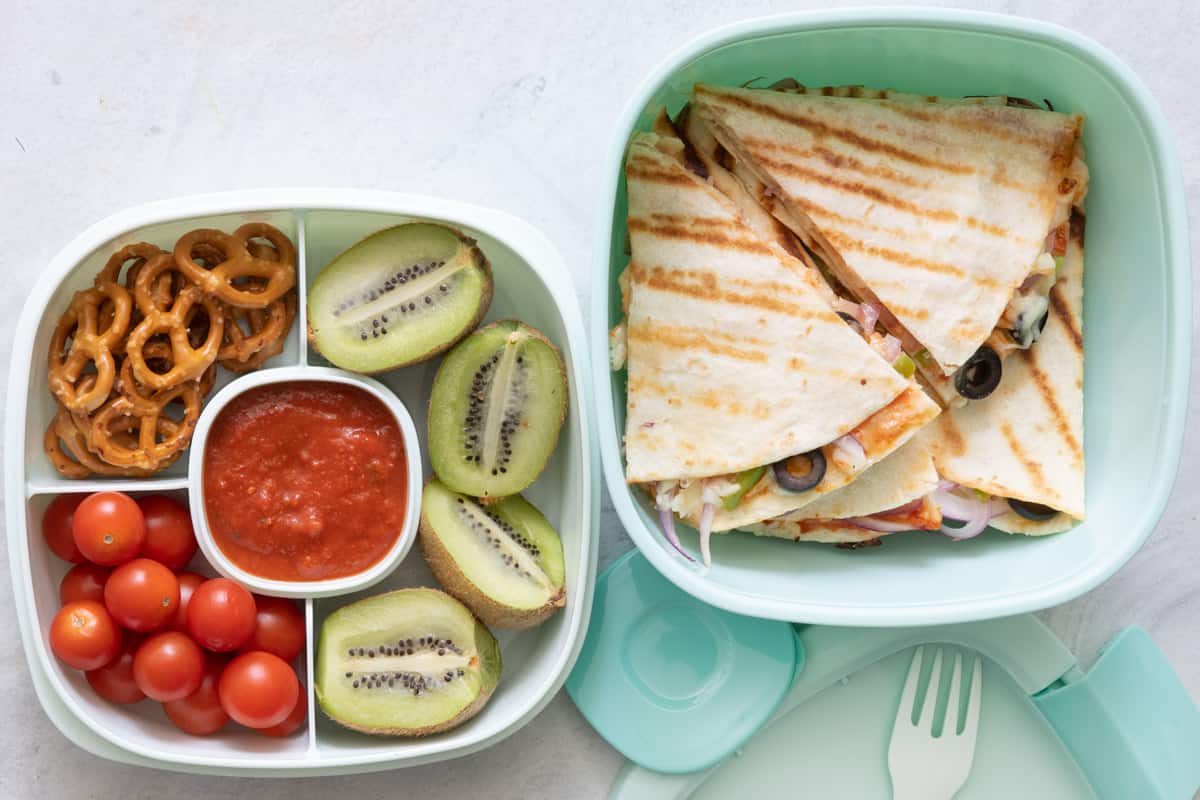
[307,223,493,373]
[428,320,567,499]
[315,588,501,737]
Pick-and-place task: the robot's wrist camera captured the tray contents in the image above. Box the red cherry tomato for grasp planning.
[49,601,121,671]
[187,579,257,652]
[43,494,86,563]
[172,572,205,631]
[256,688,307,737]
[137,495,197,570]
[218,651,299,729]
[86,635,145,704]
[163,655,230,736]
[60,563,111,605]
[132,631,204,702]
[242,596,305,662]
[72,492,145,566]
[104,558,180,632]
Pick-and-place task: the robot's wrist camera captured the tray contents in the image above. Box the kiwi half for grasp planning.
[307,223,492,373]
[428,320,567,499]
[420,478,566,629]
[314,588,501,737]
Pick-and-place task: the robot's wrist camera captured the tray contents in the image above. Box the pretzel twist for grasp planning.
[89,381,202,471]
[173,223,296,308]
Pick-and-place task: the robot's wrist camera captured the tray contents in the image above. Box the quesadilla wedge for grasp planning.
[920,210,1086,536]
[744,437,941,545]
[617,119,939,565]
[687,83,1089,406]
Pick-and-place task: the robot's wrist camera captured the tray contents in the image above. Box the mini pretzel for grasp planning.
[124,253,223,391]
[44,404,159,478]
[89,381,202,471]
[219,287,297,372]
[47,282,132,414]
[173,223,296,309]
[117,341,217,415]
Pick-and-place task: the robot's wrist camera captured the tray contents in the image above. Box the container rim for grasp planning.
[590,7,1192,625]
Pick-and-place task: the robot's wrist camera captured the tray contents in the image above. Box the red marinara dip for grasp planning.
[203,381,408,582]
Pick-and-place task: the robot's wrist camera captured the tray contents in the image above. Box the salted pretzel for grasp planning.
[124,253,223,391]
[47,285,132,414]
[116,340,217,416]
[89,380,202,471]
[173,222,296,309]
[44,404,161,478]
[219,284,297,371]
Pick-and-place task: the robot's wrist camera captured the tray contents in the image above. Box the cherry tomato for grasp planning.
[133,631,205,702]
[172,572,205,631]
[187,579,256,652]
[256,688,307,737]
[43,494,85,563]
[138,495,196,570]
[218,651,299,729]
[163,655,230,736]
[72,492,145,566]
[242,596,305,662]
[86,635,145,704]
[104,558,180,632]
[49,601,121,671]
[60,563,111,605]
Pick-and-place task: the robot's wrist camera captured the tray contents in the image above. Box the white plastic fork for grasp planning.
[887,647,983,800]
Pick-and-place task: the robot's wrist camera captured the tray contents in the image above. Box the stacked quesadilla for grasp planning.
[618,121,938,565]
[613,84,1087,565]
[686,84,1088,406]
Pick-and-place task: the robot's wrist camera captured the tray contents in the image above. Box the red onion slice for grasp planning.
[657,507,695,562]
[933,488,1008,540]
[833,434,867,470]
[859,303,881,335]
[847,516,914,533]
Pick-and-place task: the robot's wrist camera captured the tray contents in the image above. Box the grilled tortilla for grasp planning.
[687,84,1088,399]
[744,437,941,544]
[621,128,910,485]
[922,210,1086,534]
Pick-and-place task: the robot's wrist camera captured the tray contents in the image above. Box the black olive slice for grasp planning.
[772,449,827,493]
[836,311,864,336]
[1008,498,1060,521]
[954,346,1002,399]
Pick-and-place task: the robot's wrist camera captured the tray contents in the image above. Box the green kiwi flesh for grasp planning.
[307,223,492,373]
[315,588,501,736]
[420,478,566,629]
[428,320,567,499]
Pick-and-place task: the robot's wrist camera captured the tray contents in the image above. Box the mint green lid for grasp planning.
[1035,626,1200,800]
[567,550,801,774]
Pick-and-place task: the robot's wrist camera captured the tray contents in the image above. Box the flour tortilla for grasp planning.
[622,128,910,485]
[743,437,940,543]
[689,84,1086,376]
[921,211,1086,534]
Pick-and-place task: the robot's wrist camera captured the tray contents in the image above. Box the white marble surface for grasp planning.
[1,0,1197,797]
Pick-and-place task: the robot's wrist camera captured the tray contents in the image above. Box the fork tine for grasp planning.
[898,646,924,726]
[962,655,983,741]
[917,648,944,732]
[945,651,964,736]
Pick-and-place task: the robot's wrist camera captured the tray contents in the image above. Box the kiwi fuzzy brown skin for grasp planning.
[419,509,566,630]
[427,320,568,501]
[306,224,494,374]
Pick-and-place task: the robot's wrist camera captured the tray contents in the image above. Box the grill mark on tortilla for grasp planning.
[787,194,927,243]
[746,150,1013,239]
[628,217,774,255]
[647,213,733,229]
[883,101,1076,155]
[1048,284,1083,353]
[629,264,822,318]
[819,230,1008,289]
[625,163,698,188]
[937,417,968,457]
[628,320,769,363]
[1017,349,1083,462]
[700,88,978,176]
[741,136,936,192]
[999,420,1053,497]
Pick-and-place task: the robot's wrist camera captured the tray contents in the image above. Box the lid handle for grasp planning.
[1033,626,1200,800]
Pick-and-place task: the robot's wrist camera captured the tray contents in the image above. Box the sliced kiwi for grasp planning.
[428,320,567,499]
[307,223,493,373]
[315,588,501,737]
[420,478,566,629]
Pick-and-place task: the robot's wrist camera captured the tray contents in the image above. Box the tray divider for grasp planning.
[305,596,318,752]
[26,476,190,498]
[295,210,309,366]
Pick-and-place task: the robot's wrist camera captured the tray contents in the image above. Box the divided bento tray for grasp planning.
[4,189,599,775]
